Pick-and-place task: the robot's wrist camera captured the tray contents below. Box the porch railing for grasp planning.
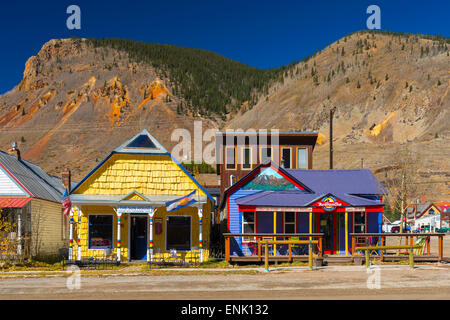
[223,233,324,262]
[351,233,445,261]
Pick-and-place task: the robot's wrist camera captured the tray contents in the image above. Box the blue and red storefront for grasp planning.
[221,162,385,257]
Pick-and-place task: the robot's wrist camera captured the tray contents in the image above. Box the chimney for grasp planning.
[62,168,72,192]
[9,142,21,161]
[420,194,426,203]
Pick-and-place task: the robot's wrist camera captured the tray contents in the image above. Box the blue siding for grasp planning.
[368,213,379,233]
[229,189,260,256]
[258,213,273,233]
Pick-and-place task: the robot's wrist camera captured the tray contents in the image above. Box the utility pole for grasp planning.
[329,106,336,169]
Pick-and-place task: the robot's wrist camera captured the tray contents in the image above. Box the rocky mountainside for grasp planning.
[0,31,448,200]
[0,38,223,179]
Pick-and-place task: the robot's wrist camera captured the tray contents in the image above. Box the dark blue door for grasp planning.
[131,216,147,260]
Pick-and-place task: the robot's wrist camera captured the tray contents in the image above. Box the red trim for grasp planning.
[351,212,354,233]
[239,206,258,211]
[366,211,368,232]
[363,206,384,212]
[0,198,31,208]
[333,212,337,254]
[308,194,350,208]
[0,162,33,197]
[316,212,320,232]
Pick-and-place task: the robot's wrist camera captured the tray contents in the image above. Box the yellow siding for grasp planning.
[152,201,211,262]
[30,199,66,256]
[122,193,147,201]
[74,154,206,197]
[74,201,211,262]
[71,152,212,262]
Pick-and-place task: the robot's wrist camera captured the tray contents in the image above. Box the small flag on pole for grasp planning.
[62,189,72,216]
[165,190,197,212]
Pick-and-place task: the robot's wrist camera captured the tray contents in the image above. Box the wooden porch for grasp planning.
[224,233,447,265]
[224,233,324,264]
[351,233,446,263]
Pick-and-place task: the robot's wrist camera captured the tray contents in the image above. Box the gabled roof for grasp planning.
[0,150,65,203]
[119,190,151,202]
[415,202,438,219]
[222,161,385,209]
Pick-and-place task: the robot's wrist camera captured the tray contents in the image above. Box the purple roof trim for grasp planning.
[236,190,381,207]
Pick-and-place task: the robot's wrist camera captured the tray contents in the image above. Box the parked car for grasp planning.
[436,227,450,233]
[391,225,400,233]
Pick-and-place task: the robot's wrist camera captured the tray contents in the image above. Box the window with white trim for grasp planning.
[242,212,255,242]
[353,212,366,233]
[284,212,296,233]
[281,148,292,169]
[297,147,308,169]
[88,215,113,249]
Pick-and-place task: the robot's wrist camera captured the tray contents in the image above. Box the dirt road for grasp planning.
[0,265,449,300]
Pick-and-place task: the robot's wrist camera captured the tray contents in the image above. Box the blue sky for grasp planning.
[0,0,448,93]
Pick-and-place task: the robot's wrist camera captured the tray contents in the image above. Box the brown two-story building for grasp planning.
[215,131,318,198]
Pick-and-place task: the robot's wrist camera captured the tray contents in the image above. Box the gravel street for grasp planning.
[0,265,449,300]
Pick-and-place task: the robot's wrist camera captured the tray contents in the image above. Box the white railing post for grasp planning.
[17,208,22,255]
[69,207,74,261]
[147,208,154,262]
[116,212,122,262]
[77,207,81,261]
[198,207,203,263]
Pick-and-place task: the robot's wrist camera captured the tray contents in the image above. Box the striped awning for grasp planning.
[0,198,31,208]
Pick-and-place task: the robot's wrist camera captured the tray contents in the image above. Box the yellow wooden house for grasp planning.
[68,130,214,263]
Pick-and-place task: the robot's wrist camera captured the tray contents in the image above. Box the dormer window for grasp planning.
[126,135,157,149]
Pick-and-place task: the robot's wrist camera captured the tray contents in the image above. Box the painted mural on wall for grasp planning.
[242,167,300,191]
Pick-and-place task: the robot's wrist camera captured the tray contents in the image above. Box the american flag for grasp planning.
[62,189,72,216]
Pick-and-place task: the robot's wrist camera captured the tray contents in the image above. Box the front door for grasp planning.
[319,212,334,254]
[130,216,147,260]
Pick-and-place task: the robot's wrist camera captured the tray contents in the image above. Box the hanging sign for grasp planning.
[117,205,152,214]
[317,196,342,212]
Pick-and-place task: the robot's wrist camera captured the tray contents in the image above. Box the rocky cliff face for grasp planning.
[0,32,448,200]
